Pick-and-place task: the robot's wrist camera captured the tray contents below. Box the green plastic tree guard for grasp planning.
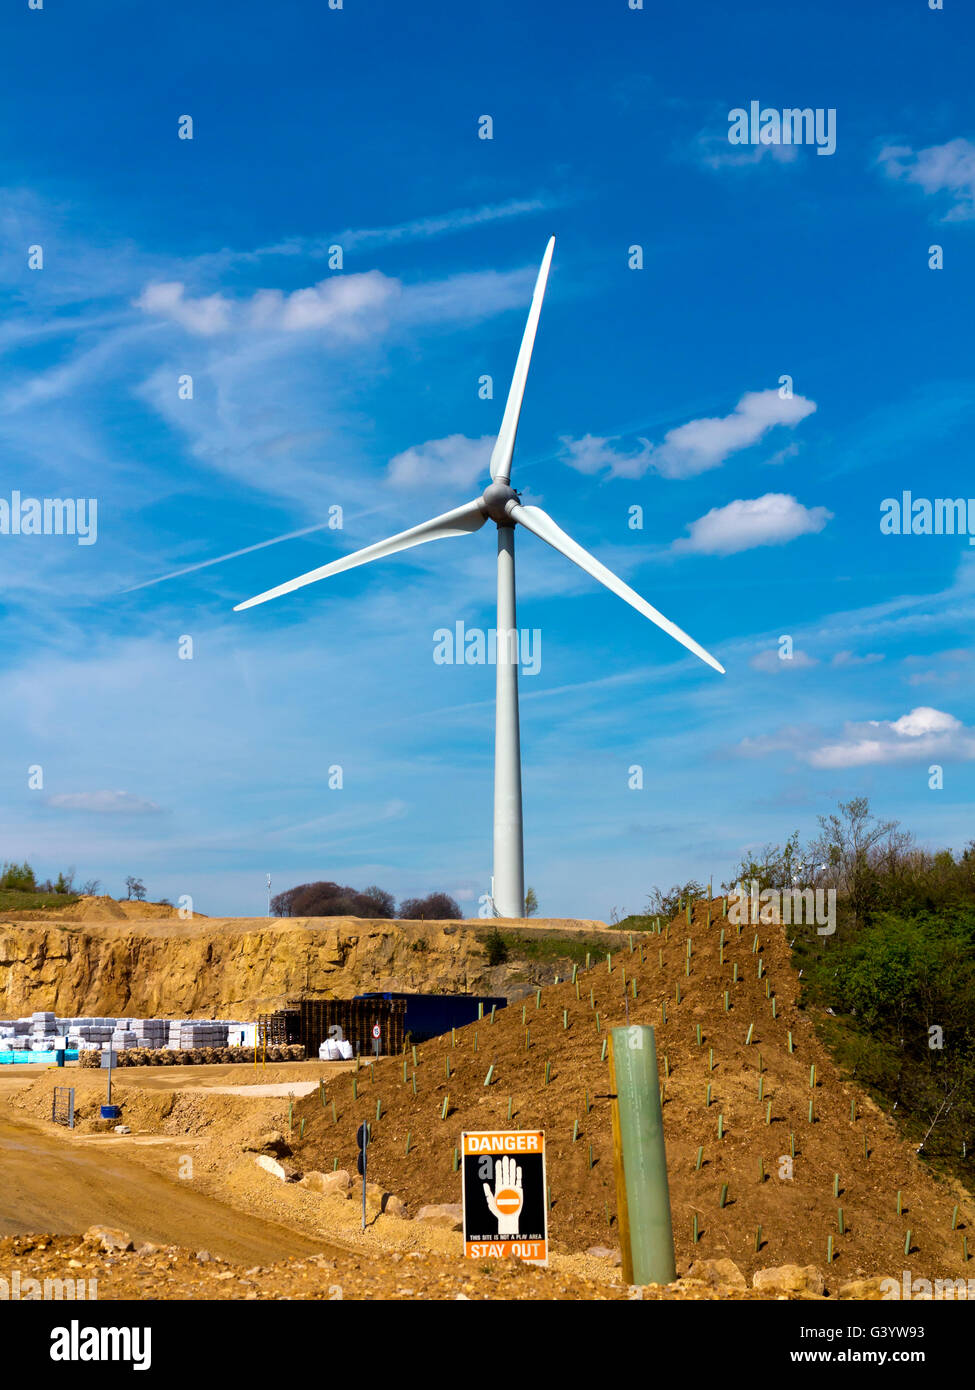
[610,1025,677,1286]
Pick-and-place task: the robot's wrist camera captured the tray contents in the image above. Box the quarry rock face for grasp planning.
[0,911,619,1018]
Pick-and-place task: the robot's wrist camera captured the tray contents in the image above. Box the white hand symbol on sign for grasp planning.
[483,1154,524,1235]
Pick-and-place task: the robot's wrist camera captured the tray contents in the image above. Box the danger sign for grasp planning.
[461,1131,547,1264]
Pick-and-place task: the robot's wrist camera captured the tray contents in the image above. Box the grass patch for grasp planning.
[497,933,610,966]
[615,914,661,933]
[0,889,81,912]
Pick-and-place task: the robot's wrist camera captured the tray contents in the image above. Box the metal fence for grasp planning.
[52,1085,75,1129]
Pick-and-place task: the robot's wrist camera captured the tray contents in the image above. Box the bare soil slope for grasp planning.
[290,901,973,1285]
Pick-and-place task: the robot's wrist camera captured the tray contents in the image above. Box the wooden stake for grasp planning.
[607,1032,633,1285]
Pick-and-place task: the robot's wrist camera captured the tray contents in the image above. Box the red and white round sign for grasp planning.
[371,1024,381,1040]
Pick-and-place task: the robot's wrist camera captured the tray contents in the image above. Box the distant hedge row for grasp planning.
[78,1043,306,1068]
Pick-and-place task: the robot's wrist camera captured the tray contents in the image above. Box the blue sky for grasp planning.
[1,0,973,918]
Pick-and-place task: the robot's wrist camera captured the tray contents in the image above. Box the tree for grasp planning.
[524,886,539,917]
[646,879,707,920]
[809,797,911,928]
[0,861,37,891]
[399,892,463,920]
[361,885,396,918]
[723,831,810,893]
[81,879,100,896]
[125,876,146,901]
[54,866,76,895]
[270,880,397,918]
[484,927,509,966]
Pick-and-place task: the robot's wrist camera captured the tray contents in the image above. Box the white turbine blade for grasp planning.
[509,503,725,674]
[489,236,555,484]
[234,499,487,611]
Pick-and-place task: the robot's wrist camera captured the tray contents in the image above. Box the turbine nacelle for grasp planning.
[480,481,520,525]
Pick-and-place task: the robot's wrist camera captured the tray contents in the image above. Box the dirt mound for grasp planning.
[116,900,195,920]
[57,895,129,921]
[290,902,974,1287]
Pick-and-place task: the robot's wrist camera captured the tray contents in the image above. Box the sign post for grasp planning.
[461,1131,548,1264]
[371,1022,381,1059]
[356,1122,369,1230]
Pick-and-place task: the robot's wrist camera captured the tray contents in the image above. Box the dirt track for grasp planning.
[0,1112,334,1264]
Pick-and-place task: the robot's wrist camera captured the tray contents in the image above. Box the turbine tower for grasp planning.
[235,238,725,918]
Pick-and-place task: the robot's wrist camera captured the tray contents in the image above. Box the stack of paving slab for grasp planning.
[1,1014,251,1055]
[129,1018,169,1049]
[67,1018,117,1051]
[169,1021,229,1049]
[29,1012,64,1051]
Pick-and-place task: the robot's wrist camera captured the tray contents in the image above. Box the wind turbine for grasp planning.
[234,237,725,918]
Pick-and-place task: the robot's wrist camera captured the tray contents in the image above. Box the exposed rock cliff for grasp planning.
[0,910,622,1018]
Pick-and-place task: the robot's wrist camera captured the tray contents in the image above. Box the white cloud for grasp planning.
[735,725,815,758]
[558,434,651,479]
[750,648,818,672]
[387,434,494,490]
[134,282,232,335]
[136,272,397,337]
[672,493,832,556]
[47,790,163,815]
[808,706,975,768]
[201,197,557,268]
[651,390,816,479]
[878,138,975,221]
[400,267,536,326]
[832,650,885,667]
[560,389,816,481]
[694,131,799,170]
[247,270,397,333]
[135,264,535,342]
[765,442,800,467]
[890,707,958,737]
